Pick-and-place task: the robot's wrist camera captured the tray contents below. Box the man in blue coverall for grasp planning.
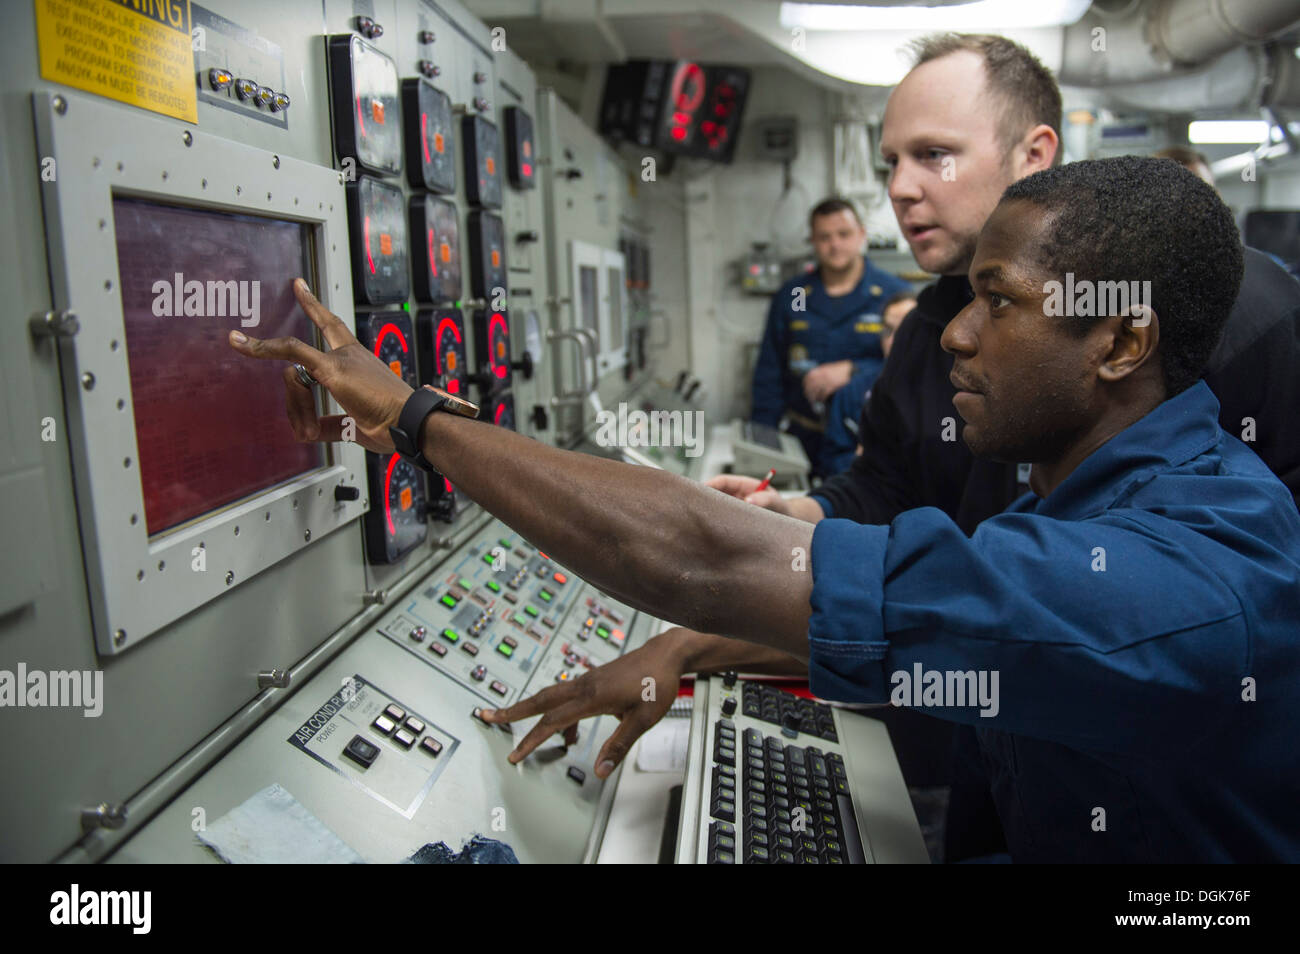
[750,198,910,472]
[232,157,1300,862]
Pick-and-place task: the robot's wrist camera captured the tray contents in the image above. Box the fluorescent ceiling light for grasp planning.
[1188,120,1271,144]
[780,0,1091,31]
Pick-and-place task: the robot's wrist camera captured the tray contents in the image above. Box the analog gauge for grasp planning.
[328,34,402,176]
[415,308,467,396]
[357,312,426,562]
[489,392,515,431]
[347,176,409,304]
[402,78,456,194]
[410,194,461,303]
[474,308,511,392]
[364,452,426,562]
[462,114,502,209]
[468,210,506,302]
[504,106,536,190]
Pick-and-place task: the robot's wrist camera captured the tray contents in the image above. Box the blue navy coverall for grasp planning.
[751,259,909,470]
[805,381,1300,862]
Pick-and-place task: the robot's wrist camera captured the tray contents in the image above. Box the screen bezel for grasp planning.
[35,91,369,655]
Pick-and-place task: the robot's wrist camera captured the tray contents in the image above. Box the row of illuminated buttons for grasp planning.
[208,69,290,112]
[367,703,443,757]
[584,596,625,625]
[443,579,559,623]
[576,617,626,646]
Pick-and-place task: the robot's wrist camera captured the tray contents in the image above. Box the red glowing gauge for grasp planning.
[358,312,426,563]
[415,308,467,397]
[473,308,512,393]
[490,393,516,431]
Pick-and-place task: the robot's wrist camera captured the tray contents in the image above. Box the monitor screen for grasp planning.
[112,197,325,536]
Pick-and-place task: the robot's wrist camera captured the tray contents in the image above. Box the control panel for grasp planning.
[373,522,635,709]
[108,518,658,864]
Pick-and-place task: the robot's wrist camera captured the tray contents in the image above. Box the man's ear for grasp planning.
[1097,306,1160,383]
[1015,123,1059,177]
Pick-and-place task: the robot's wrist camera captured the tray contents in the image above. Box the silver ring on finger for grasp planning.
[293,363,318,388]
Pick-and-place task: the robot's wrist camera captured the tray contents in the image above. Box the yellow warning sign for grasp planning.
[36,0,197,124]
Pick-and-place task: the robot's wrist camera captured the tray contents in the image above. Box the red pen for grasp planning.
[753,468,776,493]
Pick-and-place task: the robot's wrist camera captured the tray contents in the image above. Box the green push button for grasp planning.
[458,578,472,590]
[524,605,539,617]
[497,642,514,658]
[498,537,513,550]
[481,553,495,566]
[486,580,501,593]
[596,625,610,639]
[440,594,457,609]
[512,613,528,627]
[539,589,553,602]
[441,628,460,643]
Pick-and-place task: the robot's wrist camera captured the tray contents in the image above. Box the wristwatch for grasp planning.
[389,385,479,473]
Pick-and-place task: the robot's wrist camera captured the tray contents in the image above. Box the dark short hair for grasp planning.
[808,197,862,229]
[909,33,1062,166]
[1001,156,1244,396]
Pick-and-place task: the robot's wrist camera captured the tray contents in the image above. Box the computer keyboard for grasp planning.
[707,722,865,863]
[676,674,931,864]
[741,681,838,742]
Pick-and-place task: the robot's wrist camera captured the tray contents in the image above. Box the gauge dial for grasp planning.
[410,194,461,303]
[357,312,426,563]
[462,114,502,209]
[489,393,515,431]
[504,106,536,190]
[402,78,455,194]
[468,210,506,301]
[347,176,409,304]
[328,34,402,175]
[416,308,467,396]
[474,308,512,392]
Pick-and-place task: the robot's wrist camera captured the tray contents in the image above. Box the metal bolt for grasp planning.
[257,669,291,690]
[53,95,67,115]
[81,803,127,831]
[29,310,80,339]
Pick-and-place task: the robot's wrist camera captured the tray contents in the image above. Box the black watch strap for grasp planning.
[390,387,446,473]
